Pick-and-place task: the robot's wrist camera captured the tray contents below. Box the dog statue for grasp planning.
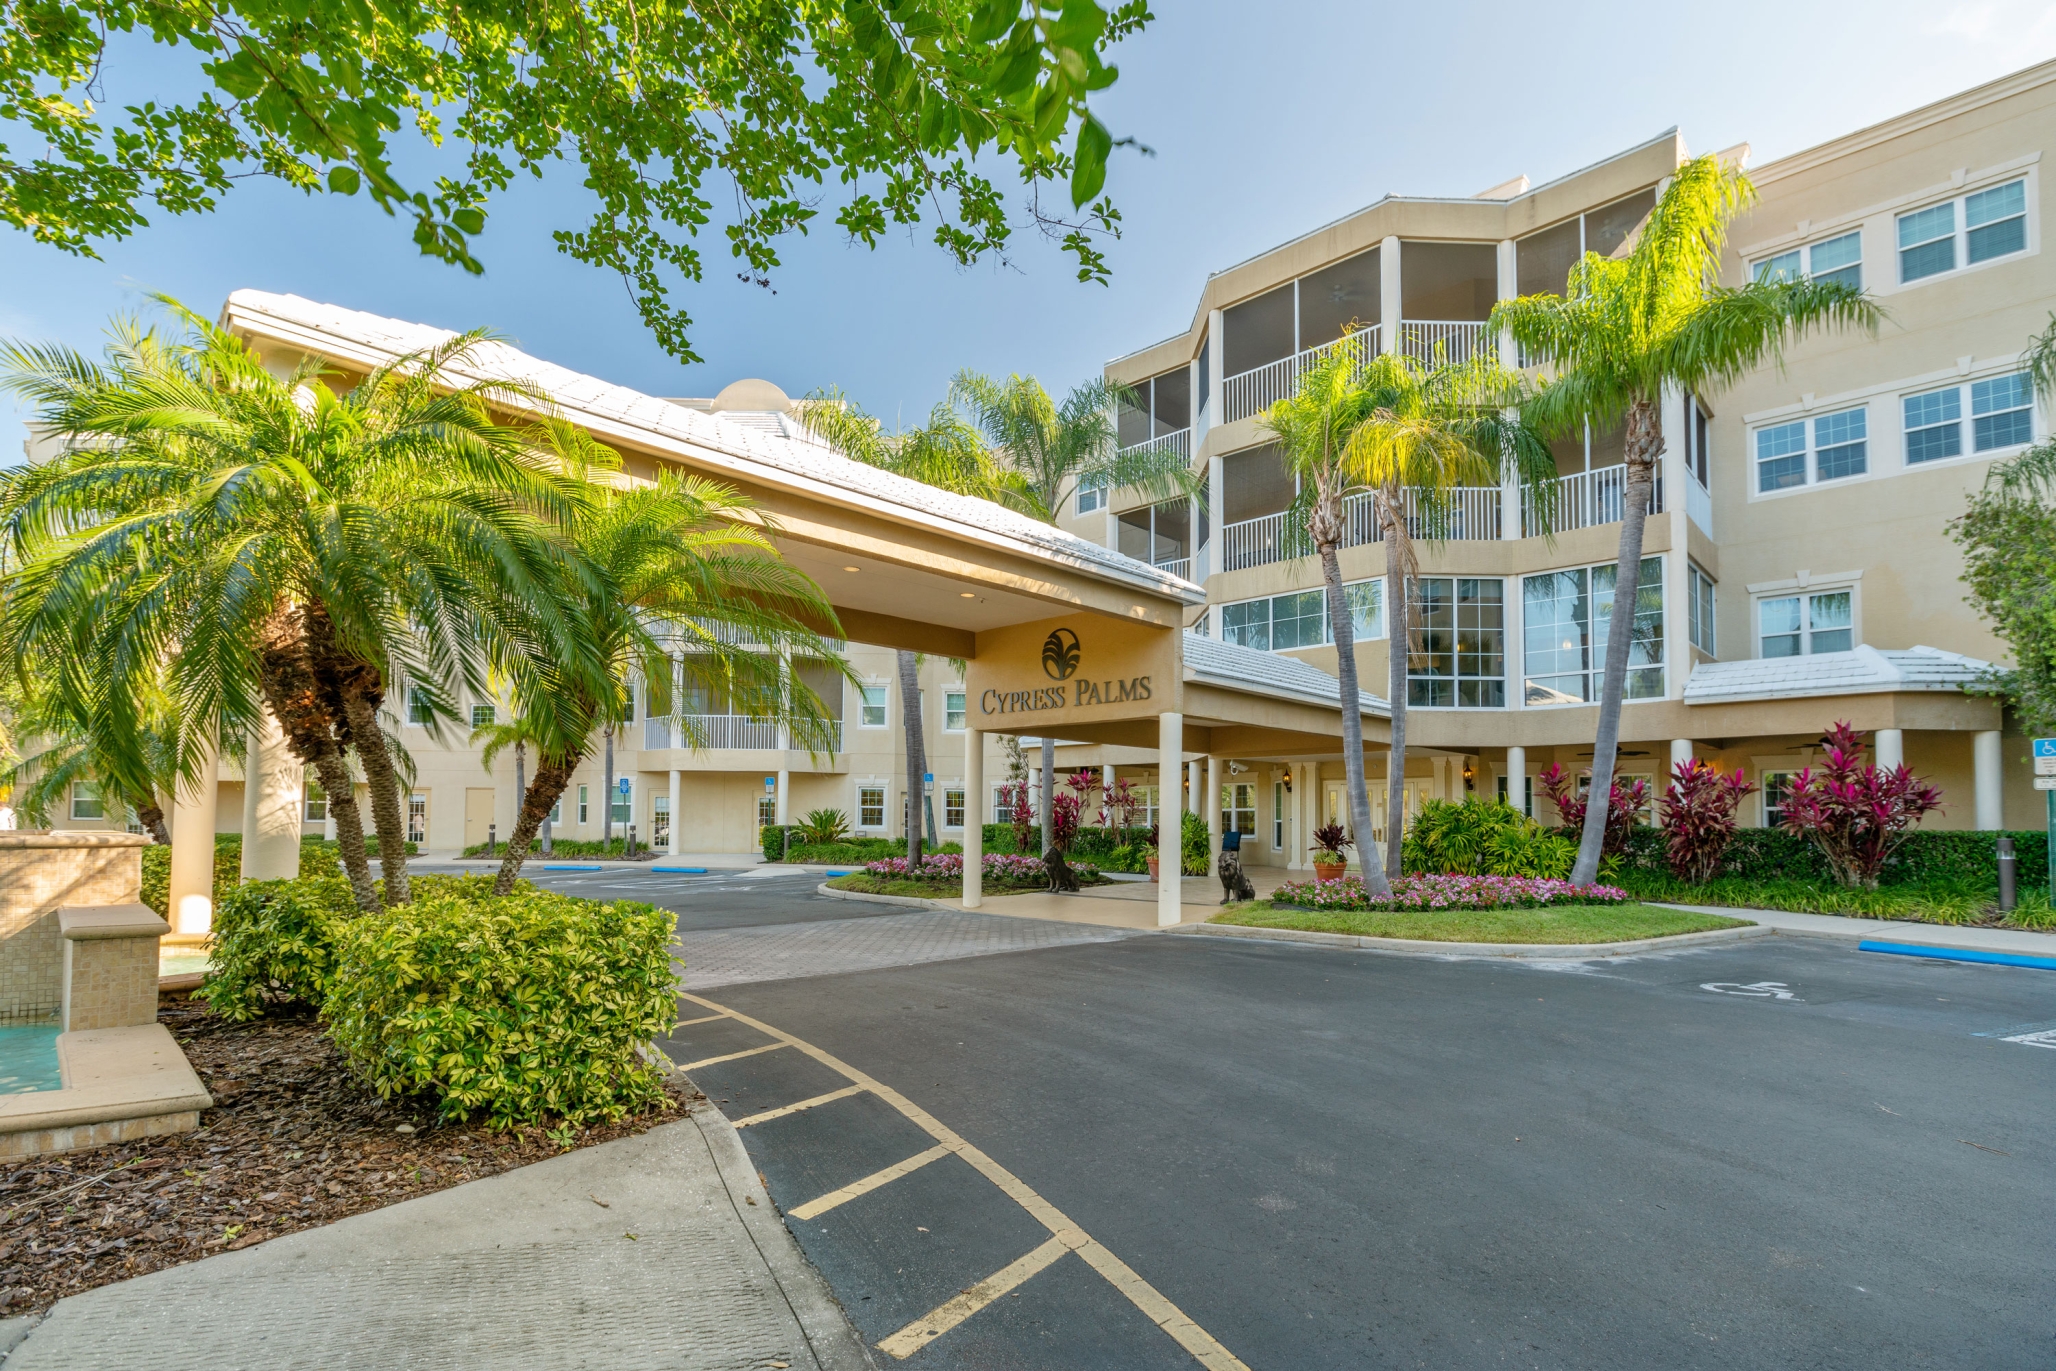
[1042,847,1081,894]
[1217,830,1256,903]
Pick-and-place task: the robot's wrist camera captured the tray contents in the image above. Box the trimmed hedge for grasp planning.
[196,876,354,1020]
[1607,825,2048,889]
[142,835,345,917]
[323,883,678,1127]
[759,823,1163,865]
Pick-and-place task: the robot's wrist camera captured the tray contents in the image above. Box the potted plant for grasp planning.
[1310,821,1352,882]
[1142,824,1160,882]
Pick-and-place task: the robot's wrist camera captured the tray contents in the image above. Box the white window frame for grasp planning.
[856,783,887,830]
[1520,558,1663,708]
[1682,396,1712,491]
[1219,578,1384,653]
[1751,403,1870,495]
[1687,562,1716,657]
[70,781,104,821]
[470,703,496,729]
[652,793,671,844]
[407,793,428,845]
[1076,476,1108,515]
[1755,585,1857,659]
[405,686,433,726]
[944,689,967,732]
[1896,176,2030,285]
[1752,229,1862,291]
[858,684,888,729]
[610,778,633,827]
[1408,576,1508,710]
[1272,780,1284,850]
[577,783,589,825]
[304,771,328,823]
[1221,781,1256,837]
[756,795,776,828]
[944,788,966,830]
[1760,768,1799,829]
[1902,371,2037,468]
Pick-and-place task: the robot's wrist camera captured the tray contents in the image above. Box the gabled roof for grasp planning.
[220,291,1202,606]
[1184,633,1389,718]
[1682,644,1994,706]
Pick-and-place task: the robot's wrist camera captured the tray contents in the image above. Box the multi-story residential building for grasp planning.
[1079,59,2055,863]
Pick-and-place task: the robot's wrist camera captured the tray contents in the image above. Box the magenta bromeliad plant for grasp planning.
[1272,873,1627,912]
[1659,759,1757,883]
[1049,789,1082,853]
[999,780,1036,854]
[1778,721,1944,889]
[862,853,1061,881]
[1537,762,1648,859]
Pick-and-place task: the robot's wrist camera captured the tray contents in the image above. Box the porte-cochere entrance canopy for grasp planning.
[224,291,1392,924]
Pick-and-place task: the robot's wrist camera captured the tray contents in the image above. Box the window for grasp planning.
[1496,775,1535,818]
[859,686,887,728]
[1522,557,1664,706]
[304,773,328,823]
[619,682,636,724]
[1898,178,2027,283]
[653,794,671,845]
[1272,781,1284,850]
[858,785,886,829]
[1760,590,1853,657]
[757,796,776,828]
[470,704,496,729]
[407,793,427,845]
[944,690,967,732]
[1077,477,1107,515]
[1904,372,2033,463]
[577,784,590,825]
[1116,499,1190,569]
[1221,782,1256,836]
[944,789,966,829]
[70,781,104,821]
[406,687,433,725]
[1753,230,1861,291]
[1682,397,1711,489]
[1220,580,1383,653]
[1754,406,1867,492]
[1409,577,1505,709]
[1762,771,1797,829]
[1688,563,1716,656]
[611,780,632,827]
[548,795,563,825]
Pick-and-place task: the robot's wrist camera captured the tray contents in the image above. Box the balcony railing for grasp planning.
[1220,326,1379,425]
[1396,320,1489,366]
[1155,556,1191,581]
[1521,465,1663,537]
[1118,428,1191,468]
[642,714,842,753]
[1219,486,1502,572]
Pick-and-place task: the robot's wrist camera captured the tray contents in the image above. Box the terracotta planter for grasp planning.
[1146,857,1161,882]
[1312,860,1346,882]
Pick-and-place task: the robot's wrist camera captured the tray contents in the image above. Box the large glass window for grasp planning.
[1903,373,2033,463]
[1409,577,1505,709]
[1753,230,1861,291]
[1898,179,2028,283]
[1220,580,1383,653]
[1522,557,1664,706]
[1759,590,1852,657]
[1753,406,1867,492]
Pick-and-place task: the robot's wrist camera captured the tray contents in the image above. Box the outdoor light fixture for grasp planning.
[843,565,859,573]
[959,592,975,598]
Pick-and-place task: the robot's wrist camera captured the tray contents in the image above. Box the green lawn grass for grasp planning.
[1214,900,1748,944]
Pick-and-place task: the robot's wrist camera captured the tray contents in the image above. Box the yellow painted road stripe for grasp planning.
[788,1143,950,1222]
[732,1084,867,1130]
[876,1235,1070,1360]
[678,992,1250,1371]
[673,1012,729,1029]
[676,1041,788,1071]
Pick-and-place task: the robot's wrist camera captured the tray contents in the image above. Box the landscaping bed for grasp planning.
[1211,873,1746,944]
[0,995,696,1319]
[824,852,1109,900]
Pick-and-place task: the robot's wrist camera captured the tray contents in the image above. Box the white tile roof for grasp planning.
[219,291,1202,605]
[1682,644,1994,706]
[1184,633,1389,718]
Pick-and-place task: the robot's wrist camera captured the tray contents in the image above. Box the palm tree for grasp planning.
[3,650,177,842]
[1261,347,1550,887]
[472,710,550,850]
[1491,154,1881,884]
[0,300,581,910]
[482,463,846,893]
[953,371,1196,849]
[796,393,1014,866]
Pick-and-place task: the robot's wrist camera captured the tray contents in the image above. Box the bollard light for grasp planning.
[1997,835,2017,913]
[487,823,496,858]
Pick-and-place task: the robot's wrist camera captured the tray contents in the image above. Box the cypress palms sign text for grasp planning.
[979,627,1154,717]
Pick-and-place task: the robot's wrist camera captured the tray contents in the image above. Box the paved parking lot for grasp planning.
[652,878,2056,1370]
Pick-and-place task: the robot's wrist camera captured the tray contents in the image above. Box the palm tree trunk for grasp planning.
[133,799,172,847]
[1321,532,1392,898]
[514,742,526,849]
[1382,503,1410,882]
[257,603,377,911]
[1570,397,1661,886]
[1040,735,1054,855]
[338,682,411,906]
[897,650,925,868]
[602,724,615,847]
[494,754,578,895]
[309,752,377,912]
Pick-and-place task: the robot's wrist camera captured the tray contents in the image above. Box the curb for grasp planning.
[1652,902,2056,960]
[815,883,951,910]
[685,1098,876,1370]
[1170,920,1774,960]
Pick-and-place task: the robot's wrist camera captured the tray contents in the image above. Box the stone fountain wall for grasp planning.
[0,833,150,1022]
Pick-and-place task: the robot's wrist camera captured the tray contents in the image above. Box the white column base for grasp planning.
[168,740,221,938]
[1973,730,2003,830]
[964,729,985,909]
[1158,714,1184,927]
[1874,729,1904,773]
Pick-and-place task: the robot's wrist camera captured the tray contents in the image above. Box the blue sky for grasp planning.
[5,0,2054,459]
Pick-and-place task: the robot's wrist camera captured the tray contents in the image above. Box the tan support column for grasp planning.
[243,712,302,880]
[963,727,984,909]
[668,769,682,856]
[168,738,220,938]
[1206,755,1223,871]
[1505,746,1526,816]
[1158,713,1183,928]
[1671,738,1695,779]
[1874,729,1904,773]
[1974,731,2003,830]
[775,768,791,827]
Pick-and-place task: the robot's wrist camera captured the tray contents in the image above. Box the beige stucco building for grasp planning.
[1071,58,2055,867]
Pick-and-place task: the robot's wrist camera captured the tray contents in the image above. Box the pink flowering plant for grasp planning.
[861,853,1088,883]
[1778,721,1944,889]
[1271,873,1628,912]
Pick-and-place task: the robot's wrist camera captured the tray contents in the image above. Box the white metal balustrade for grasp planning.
[1219,486,1503,571]
[640,714,842,752]
[1117,428,1191,467]
[1155,557,1192,581]
[1396,320,1489,365]
[1521,465,1663,537]
[1220,326,1379,425]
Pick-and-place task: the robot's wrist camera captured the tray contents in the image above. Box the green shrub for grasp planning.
[196,876,357,1020]
[1403,799,1575,878]
[1181,810,1207,876]
[1614,824,2048,890]
[141,835,346,917]
[324,888,678,1127]
[463,836,650,859]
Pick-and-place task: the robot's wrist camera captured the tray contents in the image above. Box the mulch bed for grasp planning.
[0,994,698,1319]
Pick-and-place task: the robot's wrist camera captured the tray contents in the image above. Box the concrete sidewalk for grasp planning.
[2,1099,871,1371]
[1659,902,2056,959]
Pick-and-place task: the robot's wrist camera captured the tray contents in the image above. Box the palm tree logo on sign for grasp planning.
[1041,628,1081,681]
